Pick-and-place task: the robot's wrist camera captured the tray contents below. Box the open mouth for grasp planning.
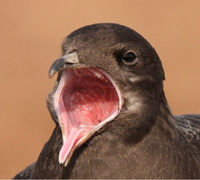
[53,67,122,166]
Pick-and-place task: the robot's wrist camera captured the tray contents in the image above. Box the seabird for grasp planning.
[13,23,200,179]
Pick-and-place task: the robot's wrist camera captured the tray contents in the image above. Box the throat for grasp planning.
[63,80,118,127]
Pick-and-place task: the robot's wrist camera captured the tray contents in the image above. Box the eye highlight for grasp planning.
[122,52,137,65]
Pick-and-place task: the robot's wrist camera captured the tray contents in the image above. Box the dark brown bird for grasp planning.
[13,23,200,179]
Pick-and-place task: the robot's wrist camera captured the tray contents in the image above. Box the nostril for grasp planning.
[65,62,74,65]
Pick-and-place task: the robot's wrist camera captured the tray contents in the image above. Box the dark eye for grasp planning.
[122,52,137,65]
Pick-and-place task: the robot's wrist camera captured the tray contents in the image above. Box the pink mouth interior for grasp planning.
[53,67,121,165]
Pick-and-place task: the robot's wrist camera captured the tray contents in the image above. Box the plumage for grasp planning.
[13,23,200,179]
[175,114,200,149]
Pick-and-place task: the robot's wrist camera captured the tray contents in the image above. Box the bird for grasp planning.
[13,23,200,179]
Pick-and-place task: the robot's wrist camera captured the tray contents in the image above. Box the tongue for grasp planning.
[56,68,119,165]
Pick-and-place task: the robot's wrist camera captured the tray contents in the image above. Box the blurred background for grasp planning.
[0,0,200,178]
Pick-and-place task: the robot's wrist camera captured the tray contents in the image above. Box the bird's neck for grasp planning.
[153,92,177,140]
[103,90,177,144]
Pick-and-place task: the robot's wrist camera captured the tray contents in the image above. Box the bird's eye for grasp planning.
[122,52,137,65]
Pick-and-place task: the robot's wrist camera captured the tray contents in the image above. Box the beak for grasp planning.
[48,52,80,78]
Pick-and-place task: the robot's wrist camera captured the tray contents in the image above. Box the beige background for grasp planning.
[0,0,200,178]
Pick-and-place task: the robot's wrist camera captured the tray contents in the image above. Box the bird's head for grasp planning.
[47,23,165,166]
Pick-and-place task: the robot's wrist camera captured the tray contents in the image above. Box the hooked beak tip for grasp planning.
[48,52,79,79]
[48,57,66,78]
